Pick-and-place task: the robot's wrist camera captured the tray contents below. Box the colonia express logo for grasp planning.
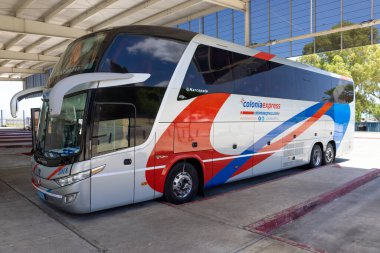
[240,98,281,110]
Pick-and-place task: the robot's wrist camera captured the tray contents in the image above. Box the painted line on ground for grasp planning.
[245,168,380,234]
[251,229,327,253]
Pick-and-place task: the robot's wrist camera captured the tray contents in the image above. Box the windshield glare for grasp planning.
[37,93,87,158]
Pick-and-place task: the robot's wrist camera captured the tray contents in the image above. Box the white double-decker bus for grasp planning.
[11,26,354,213]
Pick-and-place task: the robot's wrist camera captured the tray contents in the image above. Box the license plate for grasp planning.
[37,191,46,200]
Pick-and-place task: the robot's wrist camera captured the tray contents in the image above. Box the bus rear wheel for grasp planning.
[164,162,198,204]
[323,142,335,165]
[309,144,323,168]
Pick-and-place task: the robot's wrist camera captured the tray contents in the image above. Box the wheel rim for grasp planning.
[313,147,322,166]
[325,146,334,163]
[172,171,192,199]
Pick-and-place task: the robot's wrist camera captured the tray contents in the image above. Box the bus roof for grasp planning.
[90,25,352,83]
[97,25,197,43]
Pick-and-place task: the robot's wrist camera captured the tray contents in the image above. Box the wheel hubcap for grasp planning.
[325,147,333,162]
[313,148,321,166]
[172,172,192,198]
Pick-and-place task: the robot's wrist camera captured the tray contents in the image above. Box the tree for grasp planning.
[299,45,380,121]
[303,21,378,55]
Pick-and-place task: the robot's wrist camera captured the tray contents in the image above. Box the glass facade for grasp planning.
[177,0,379,57]
[28,1,380,84]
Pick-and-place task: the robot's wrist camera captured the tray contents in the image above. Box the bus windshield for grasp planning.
[47,33,106,88]
[36,93,87,158]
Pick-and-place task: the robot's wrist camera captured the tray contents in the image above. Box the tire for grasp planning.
[164,162,198,205]
[323,142,335,165]
[309,144,323,168]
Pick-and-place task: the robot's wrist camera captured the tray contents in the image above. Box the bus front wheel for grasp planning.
[309,144,323,168]
[164,162,198,204]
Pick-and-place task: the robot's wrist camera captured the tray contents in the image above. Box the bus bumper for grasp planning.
[32,175,91,214]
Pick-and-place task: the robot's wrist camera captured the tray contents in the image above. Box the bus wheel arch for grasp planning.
[163,157,204,204]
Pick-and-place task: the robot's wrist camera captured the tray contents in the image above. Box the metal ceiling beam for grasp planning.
[42,39,72,55]
[0,50,59,62]
[42,62,56,70]
[0,15,87,39]
[204,0,245,11]
[163,5,224,26]
[0,77,23,81]
[3,34,27,50]
[251,18,380,48]
[43,0,77,22]
[68,0,119,27]
[24,37,50,53]
[133,0,203,25]
[0,67,43,74]
[91,0,162,31]
[16,0,36,17]
[30,61,48,69]
[14,61,25,68]
[9,74,24,79]
[0,60,11,67]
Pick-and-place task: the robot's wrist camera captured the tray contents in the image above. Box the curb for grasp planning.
[246,169,380,233]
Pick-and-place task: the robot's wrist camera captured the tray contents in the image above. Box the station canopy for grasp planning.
[0,0,244,81]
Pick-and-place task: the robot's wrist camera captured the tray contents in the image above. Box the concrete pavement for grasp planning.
[273,177,380,253]
[0,132,379,253]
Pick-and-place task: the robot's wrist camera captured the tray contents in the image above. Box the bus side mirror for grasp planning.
[10,86,44,118]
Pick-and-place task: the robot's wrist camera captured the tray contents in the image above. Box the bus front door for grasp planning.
[90,103,136,211]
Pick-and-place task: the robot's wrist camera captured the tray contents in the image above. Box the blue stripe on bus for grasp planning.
[325,103,350,148]
[205,102,326,188]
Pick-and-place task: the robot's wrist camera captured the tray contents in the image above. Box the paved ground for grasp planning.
[337,131,380,170]
[0,132,379,253]
[273,177,380,253]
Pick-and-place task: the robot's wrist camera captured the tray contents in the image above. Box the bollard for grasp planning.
[23,110,26,130]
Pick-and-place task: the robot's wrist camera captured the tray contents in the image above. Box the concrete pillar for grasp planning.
[244,0,251,46]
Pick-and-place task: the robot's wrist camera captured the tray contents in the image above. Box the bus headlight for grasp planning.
[55,170,91,187]
[54,165,105,187]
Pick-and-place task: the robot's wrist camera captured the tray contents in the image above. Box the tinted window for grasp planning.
[179,45,353,103]
[294,69,333,102]
[233,56,269,97]
[178,45,235,100]
[93,86,166,147]
[331,79,354,103]
[266,63,296,99]
[48,33,106,88]
[99,34,187,87]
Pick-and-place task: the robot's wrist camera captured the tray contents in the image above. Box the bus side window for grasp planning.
[91,103,135,156]
[178,45,235,100]
[332,79,354,103]
[233,56,269,97]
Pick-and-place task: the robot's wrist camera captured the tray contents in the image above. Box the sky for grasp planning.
[0,81,42,121]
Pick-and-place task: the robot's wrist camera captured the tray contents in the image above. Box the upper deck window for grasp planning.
[99,34,187,87]
[47,33,106,88]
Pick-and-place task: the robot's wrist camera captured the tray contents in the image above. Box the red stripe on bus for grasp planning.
[32,163,39,173]
[47,165,66,180]
[253,52,275,61]
[241,111,254,115]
